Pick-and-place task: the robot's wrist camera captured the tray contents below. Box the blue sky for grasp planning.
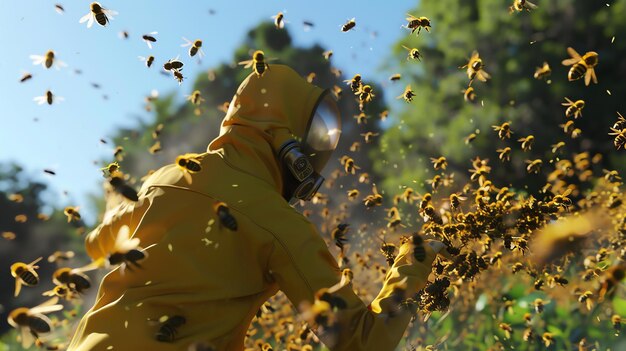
[0,0,416,223]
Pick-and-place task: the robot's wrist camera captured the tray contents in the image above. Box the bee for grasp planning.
[139,55,155,68]
[492,122,513,140]
[578,290,593,310]
[496,147,511,162]
[176,153,203,184]
[551,141,566,154]
[114,145,124,161]
[119,30,129,39]
[363,184,383,208]
[344,74,362,93]
[155,315,186,342]
[238,50,273,77]
[412,233,427,262]
[340,156,360,174]
[354,112,368,125]
[533,298,545,313]
[562,47,599,85]
[389,73,401,82]
[612,315,622,336]
[107,225,152,272]
[552,189,573,211]
[460,51,490,84]
[341,18,356,32]
[331,224,350,252]
[11,257,43,297]
[386,207,402,229]
[306,72,316,83]
[63,206,81,223]
[402,46,422,61]
[356,85,375,111]
[34,90,63,105]
[30,50,66,70]
[430,156,448,170]
[109,171,139,202]
[609,127,626,150]
[525,159,542,174]
[509,0,538,13]
[512,262,524,274]
[187,90,205,105]
[214,201,237,231]
[597,264,626,302]
[272,12,286,29]
[20,72,33,83]
[346,189,360,200]
[173,70,184,84]
[8,297,64,348]
[404,14,431,35]
[181,38,204,58]
[349,141,361,152]
[518,135,535,151]
[55,4,65,14]
[397,85,416,103]
[142,32,158,49]
[379,239,397,266]
[463,86,476,102]
[358,132,378,145]
[465,131,479,144]
[79,2,117,28]
[52,267,92,294]
[499,323,513,339]
[562,97,585,119]
[449,193,467,211]
[42,285,76,300]
[47,250,75,263]
[533,61,551,81]
[100,161,120,177]
[331,85,343,100]
[603,169,622,183]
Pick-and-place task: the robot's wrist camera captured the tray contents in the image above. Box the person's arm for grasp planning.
[268,217,439,351]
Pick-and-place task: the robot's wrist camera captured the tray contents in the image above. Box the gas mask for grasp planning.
[278,94,341,203]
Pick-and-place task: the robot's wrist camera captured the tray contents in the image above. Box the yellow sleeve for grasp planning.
[84,192,153,261]
[268,219,436,351]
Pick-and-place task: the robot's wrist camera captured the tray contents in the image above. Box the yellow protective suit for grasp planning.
[68,65,438,351]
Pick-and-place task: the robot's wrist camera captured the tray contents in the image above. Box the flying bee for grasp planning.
[34,90,63,105]
[181,38,204,58]
[238,50,274,77]
[404,14,431,35]
[113,146,124,161]
[562,47,599,85]
[173,70,184,84]
[355,84,375,111]
[397,85,416,103]
[560,120,575,134]
[30,50,66,70]
[306,72,316,83]
[526,159,543,174]
[42,285,76,300]
[552,189,573,211]
[187,90,205,105]
[533,298,545,314]
[562,97,585,119]
[154,315,186,342]
[52,266,92,294]
[363,184,383,208]
[497,147,511,162]
[578,290,593,310]
[322,50,333,61]
[214,201,237,231]
[598,264,626,302]
[603,169,622,183]
[162,58,184,73]
[465,131,479,144]
[551,141,566,154]
[331,224,350,252]
[341,18,356,32]
[340,156,360,174]
[47,250,75,263]
[79,2,117,28]
[346,189,360,200]
[492,122,513,139]
[412,233,426,262]
[109,171,139,202]
[518,135,535,151]
[509,0,538,13]
[20,72,33,83]
[8,297,64,349]
[460,51,490,84]
[386,207,402,229]
[344,74,362,93]
[402,46,422,61]
[272,11,286,29]
[100,161,119,177]
[55,4,65,14]
[360,131,379,143]
[612,315,622,336]
[139,55,155,68]
[389,73,401,82]
[63,206,81,223]
[107,225,153,273]
[176,153,203,184]
[11,257,43,297]
[354,112,368,125]
[379,238,397,266]
[609,127,626,150]
[430,156,448,170]
[332,85,343,100]
[142,32,158,49]
[534,61,551,80]
[463,86,476,102]
[449,193,466,211]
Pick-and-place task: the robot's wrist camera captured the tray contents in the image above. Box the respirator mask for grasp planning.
[278,94,341,203]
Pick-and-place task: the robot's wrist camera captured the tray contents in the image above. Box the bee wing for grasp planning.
[114,225,131,249]
[183,171,193,185]
[478,70,491,81]
[118,237,140,252]
[146,41,153,49]
[586,69,598,85]
[14,279,23,297]
[561,57,579,66]
[79,12,91,23]
[197,48,205,58]
[30,55,45,65]
[54,60,67,70]
[238,59,254,68]
[31,297,63,313]
[566,47,581,59]
[21,327,35,348]
[75,258,106,272]
[103,9,118,17]
[34,96,47,104]
[181,37,192,47]
[526,1,538,9]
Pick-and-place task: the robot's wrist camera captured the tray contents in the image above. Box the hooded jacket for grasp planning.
[68,65,437,351]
